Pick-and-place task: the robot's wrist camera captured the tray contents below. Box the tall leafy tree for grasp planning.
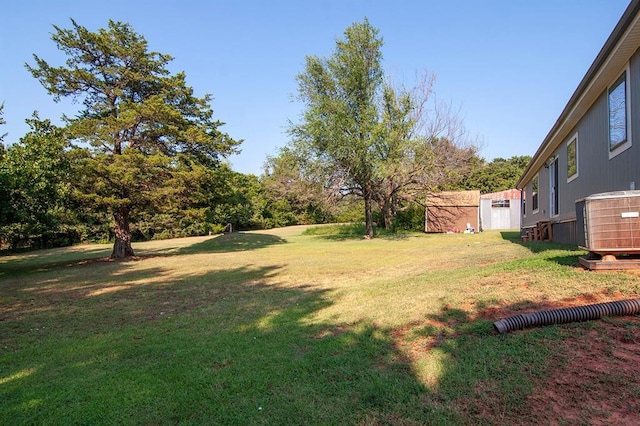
[27,19,240,257]
[0,117,73,249]
[372,74,478,229]
[458,155,531,194]
[372,83,418,229]
[290,19,384,239]
[130,163,256,239]
[0,102,6,146]
[0,103,6,208]
[289,21,477,236]
[262,147,341,225]
[204,166,262,231]
[0,104,10,243]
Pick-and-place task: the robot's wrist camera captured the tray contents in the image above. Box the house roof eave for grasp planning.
[517,0,640,190]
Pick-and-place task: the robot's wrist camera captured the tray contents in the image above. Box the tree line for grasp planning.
[0,19,529,257]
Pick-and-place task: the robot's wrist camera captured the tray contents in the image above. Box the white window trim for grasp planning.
[608,65,632,160]
[567,132,579,183]
[549,156,559,218]
[532,173,539,214]
[522,188,527,218]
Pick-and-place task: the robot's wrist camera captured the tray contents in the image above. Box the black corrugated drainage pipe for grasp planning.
[493,298,640,334]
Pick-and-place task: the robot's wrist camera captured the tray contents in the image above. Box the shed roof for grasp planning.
[480,189,521,200]
[426,191,480,207]
[517,0,640,188]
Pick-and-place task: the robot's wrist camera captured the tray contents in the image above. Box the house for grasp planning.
[425,191,480,233]
[479,189,521,231]
[516,0,640,245]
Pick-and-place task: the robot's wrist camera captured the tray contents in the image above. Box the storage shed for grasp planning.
[480,189,522,230]
[425,191,480,233]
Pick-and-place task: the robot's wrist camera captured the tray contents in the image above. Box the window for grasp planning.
[522,189,526,217]
[609,68,631,157]
[567,135,578,181]
[532,175,539,212]
[491,200,510,208]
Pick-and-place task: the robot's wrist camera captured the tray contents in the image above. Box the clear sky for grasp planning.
[0,1,631,175]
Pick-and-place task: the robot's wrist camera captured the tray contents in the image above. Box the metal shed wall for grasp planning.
[479,190,522,230]
[480,200,521,230]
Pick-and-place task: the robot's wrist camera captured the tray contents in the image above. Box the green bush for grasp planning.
[393,204,425,232]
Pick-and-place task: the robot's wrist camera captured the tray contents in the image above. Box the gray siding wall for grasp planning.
[552,221,576,245]
[522,169,549,228]
[521,47,640,240]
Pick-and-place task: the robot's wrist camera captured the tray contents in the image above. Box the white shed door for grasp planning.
[491,207,511,229]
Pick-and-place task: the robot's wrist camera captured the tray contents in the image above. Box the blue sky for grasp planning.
[0,1,631,175]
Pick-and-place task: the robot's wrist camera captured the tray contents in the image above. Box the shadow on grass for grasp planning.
[4,247,636,423]
[402,296,640,424]
[500,230,585,266]
[0,246,112,277]
[0,256,443,424]
[304,223,413,241]
[178,231,287,254]
[500,230,578,252]
[0,232,287,278]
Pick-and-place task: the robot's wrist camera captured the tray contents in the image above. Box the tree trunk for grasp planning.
[364,188,375,239]
[111,205,135,258]
[382,198,394,230]
[377,184,397,230]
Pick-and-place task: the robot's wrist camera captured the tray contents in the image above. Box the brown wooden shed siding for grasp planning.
[425,191,480,233]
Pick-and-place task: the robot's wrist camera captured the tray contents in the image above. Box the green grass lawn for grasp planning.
[2,226,640,424]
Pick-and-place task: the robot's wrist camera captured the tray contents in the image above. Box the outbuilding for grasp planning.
[479,189,522,230]
[425,191,480,233]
